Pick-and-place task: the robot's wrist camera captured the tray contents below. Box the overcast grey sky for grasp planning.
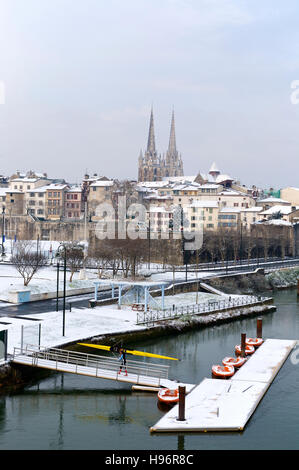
[0,0,299,188]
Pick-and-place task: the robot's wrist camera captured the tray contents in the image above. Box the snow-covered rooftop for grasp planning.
[219,207,241,213]
[215,174,234,183]
[90,180,114,187]
[260,205,295,215]
[259,197,290,204]
[67,186,82,192]
[45,184,69,190]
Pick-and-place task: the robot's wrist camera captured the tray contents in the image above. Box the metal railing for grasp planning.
[136,295,271,326]
[12,345,170,385]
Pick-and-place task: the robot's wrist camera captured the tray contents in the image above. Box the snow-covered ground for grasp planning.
[0,257,217,302]
[154,291,240,308]
[0,264,98,301]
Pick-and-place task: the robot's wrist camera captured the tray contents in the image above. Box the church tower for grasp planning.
[138,108,163,182]
[138,108,184,182]
[164,110,184,178]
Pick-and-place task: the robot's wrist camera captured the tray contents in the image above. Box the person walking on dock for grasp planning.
[118,348,128,376]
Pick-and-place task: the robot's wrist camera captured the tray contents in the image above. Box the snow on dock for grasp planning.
[150,338,296,433]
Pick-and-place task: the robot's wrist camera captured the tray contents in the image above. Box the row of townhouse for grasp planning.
[147,199,299,234]
[139,177,299,233]
[1,172,116,222]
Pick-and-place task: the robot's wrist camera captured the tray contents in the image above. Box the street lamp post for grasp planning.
[1,207,5,257]
[148,218,151,270]
[56,261,60,312]
[58,244,67,337]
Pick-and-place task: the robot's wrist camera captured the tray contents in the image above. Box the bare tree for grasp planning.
[61,242,85,282]
[11,240,47,286]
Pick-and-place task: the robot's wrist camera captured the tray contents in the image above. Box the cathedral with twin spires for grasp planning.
[138,108,184,182]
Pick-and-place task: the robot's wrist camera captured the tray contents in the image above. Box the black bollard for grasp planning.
[177,386,186,421]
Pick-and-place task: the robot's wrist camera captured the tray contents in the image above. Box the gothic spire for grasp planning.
[147,107,156,155]
[168,110,177,154]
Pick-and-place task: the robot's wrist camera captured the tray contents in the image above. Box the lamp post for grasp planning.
[1,206,5,257]
[56,261,60,312]
[239,221,243,265]
[58,244,67,337]
[148,218,151,270]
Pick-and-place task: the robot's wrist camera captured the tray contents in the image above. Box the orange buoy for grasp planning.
[211,364,235,378]
[235,344,255,356]
[245,337,263,348]
[157,388,179,405]
[222,356,246,368]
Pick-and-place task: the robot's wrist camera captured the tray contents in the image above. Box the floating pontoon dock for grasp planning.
[150,338,297,433]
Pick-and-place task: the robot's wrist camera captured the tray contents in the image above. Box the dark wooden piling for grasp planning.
[177,386,186,421]
[256,318,263,338]
[241,333,246,358]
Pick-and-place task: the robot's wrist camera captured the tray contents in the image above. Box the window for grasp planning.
[93,187,97,191]
[30,193,35,197]
[218,214,236,220]
[27,185,30,190]
[38,193,43,197]
[48,192,52,197]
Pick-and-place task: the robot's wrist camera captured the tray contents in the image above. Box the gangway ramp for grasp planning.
[11,345,194,390]
[199,282,229,296]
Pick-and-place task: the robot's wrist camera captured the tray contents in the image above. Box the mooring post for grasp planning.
[177,386,186,421]
[241,333,246,358]
[257,318,263,338]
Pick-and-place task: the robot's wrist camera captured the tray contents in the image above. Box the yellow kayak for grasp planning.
[77,343,179,361]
